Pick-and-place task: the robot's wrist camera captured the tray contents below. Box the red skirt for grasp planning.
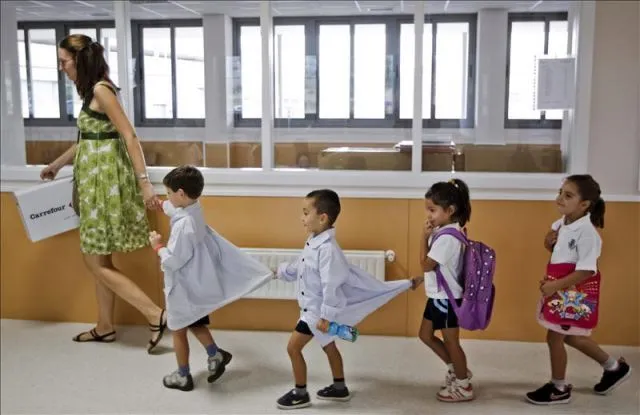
[540,263,600,330]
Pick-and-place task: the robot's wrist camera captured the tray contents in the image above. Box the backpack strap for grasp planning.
[430,227,467,313]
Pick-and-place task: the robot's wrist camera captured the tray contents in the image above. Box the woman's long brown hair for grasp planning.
[58,34,118,101]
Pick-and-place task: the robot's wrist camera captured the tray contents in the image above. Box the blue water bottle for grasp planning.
[328,322,359,343]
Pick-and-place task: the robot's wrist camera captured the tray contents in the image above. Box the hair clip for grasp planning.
[448,179,458,188]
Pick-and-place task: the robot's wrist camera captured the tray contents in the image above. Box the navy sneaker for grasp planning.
[316,384,351,402]
[277,389,311,410]
[594,358,632,395]
[526,382,571,405]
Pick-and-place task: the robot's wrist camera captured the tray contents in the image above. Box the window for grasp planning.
[18,22,117,125]
[133,20,204,126]
[505,13,569,128]
[233,15,476,128]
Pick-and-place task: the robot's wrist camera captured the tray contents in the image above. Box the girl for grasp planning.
[40,34,167,353]
[526,175,631,405]
[412,179,474,402]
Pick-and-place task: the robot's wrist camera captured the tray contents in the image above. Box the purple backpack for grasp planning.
[431,228,496,331]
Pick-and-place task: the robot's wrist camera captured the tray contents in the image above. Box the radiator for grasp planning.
[242,248,396,300]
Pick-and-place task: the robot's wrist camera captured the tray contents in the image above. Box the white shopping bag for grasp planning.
[13,176,79,242]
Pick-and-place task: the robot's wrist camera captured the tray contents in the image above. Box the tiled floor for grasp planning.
[1,319,638,414]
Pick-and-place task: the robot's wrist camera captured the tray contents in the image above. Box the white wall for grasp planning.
[587,1,640,195]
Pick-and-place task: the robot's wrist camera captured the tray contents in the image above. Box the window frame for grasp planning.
[232,14,477,129]
[131,19,205,128]
[18,20,115,127]
[504,12,569,129]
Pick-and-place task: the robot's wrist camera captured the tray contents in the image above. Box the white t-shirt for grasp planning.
[424,223,464,300]
[549,214,601,273]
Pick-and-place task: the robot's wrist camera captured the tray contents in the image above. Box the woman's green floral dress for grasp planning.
[74,81,149,255]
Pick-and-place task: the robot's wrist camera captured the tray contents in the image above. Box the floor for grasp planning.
[1,319,638,415]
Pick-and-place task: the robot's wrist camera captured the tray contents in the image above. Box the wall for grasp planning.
[1,193,638,346]
[588,1,640,195]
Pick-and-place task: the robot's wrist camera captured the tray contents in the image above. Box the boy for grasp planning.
[274,189,411,409]
[149,165,272,391]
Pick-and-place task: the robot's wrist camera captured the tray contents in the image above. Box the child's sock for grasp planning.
[178,365,190,377]
[602,356,620,371]
[447,363,455,373]
[205,343,219,358]
[294,384,307,395]
[333,378,346,390]
[551,378,567,391]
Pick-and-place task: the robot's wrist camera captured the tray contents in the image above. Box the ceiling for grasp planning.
[10,0,570,21]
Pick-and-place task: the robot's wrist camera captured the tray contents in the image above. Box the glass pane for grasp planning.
[175,27,205,119]
[17,30,29,118]
[507,21,545,120]
[274,25,305,119]
[142,27,173,119]
[99,28,119,86]
[399,23,433,119]
[435,22,469,119]
[28,29,60,118]
[240,26,261,119]
[318,25,350,119]
[69,28,96,40]
[353,24,386,119]
[545,20,570,120]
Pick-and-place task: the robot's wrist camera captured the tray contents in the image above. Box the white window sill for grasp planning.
[2,165,638,201]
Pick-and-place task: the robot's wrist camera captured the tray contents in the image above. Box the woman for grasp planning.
[40,34,167,353]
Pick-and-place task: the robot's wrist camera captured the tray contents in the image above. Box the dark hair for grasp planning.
[58,34,117,100]
[425,178,472,226]
[565,174,605,228]
[163,165,204,200]
[306,189,341,227]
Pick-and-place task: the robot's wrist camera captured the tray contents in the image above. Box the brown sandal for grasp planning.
[147,309,167,354]
[72,328,116,343]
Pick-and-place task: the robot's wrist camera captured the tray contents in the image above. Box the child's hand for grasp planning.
[539,280,559,297]
[422,220,434,238]
[544,230,558,250]
[149,231,163,250]
[316,319,330,333]
[410,275,424,290]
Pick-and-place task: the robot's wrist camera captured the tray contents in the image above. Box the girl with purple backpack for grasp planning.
[411,179,476,402]
[526,175,631,405]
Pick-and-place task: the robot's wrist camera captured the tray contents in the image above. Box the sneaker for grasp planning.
[276,389,311,410]
[441,369,474,389]
[162,370,194,392]
[594,358,632,395]
[437,380,474,402]
[525,382,571,405]
[207,348,233,383]
[316,384,352,402]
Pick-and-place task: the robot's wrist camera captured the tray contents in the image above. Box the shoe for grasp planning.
[276,389,311,410]
[219,348,233,366]
[162,370,194,392]
[207,348,233,383]
[442,369,474,389]
[525,382,571,405]
[594,358,632,395]
[437,380,474,402]
[316,384,352,402]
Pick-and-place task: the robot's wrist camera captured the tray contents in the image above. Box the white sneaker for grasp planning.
[437,380,474,402]
[441,369,474,389]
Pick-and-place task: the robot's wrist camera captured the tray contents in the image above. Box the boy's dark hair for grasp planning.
[565,174,605,228]
[306,189,341,227]
[163,165,204,199]
[425,178,472,226]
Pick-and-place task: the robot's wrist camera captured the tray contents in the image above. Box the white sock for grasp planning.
[602,357,619,371]
[447,363,455,373]
[551,378,567,391]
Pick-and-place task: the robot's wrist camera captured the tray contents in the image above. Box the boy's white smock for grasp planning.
[157,201,272,330]
[277,228,411,345]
